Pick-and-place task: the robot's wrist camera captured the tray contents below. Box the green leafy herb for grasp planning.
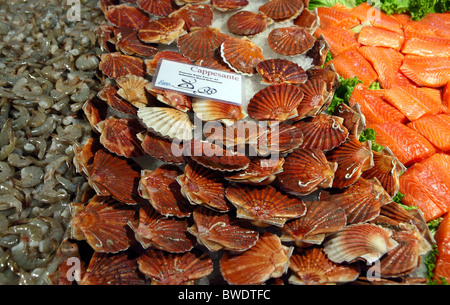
[308,0,359,10]
[327,76,363,113]
[427,217,442,235]
[424,244,439,283]
[358,128,384,152]
[392,192,406,204]
[368,81,381,90]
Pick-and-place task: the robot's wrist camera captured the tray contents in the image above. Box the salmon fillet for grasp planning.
[407,114,450,151]
[357,26,404,51]
[350,2,403,34]
[400,55,450,88]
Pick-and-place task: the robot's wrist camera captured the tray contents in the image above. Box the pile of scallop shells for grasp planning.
[53,0,435,285]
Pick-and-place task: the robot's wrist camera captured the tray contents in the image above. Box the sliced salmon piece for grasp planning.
[405,13,450,38]
[444,82,450,114]
[317,6,360,29]
[368,121,436,167]
[359,46,416,89]
[434,212,450,283]
[391,13,412,29]
[349,83,407,125]
[325,49,378,87]
[357,26,404,50]
[314,26,359,58]
[407,114,450,151]
[402,28,450,57]
[400,55,450,88]
[382,86,443,121]
[350,2,403,34]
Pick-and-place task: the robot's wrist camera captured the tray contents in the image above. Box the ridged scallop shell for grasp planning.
[224,157,285,186]
[305,34,331,67]
[225,184,307,227]
[220,232,293,285]
[177,161,229,212]
[276,148,337,196]
[268,26,315,56]
[195,57,234,72]
[137,106,194,141]
[333,102,366,139]
[138,17,185,44]
[177,27,229,61]
[80,252,145,285]
[227,11,272,36]
[306,64,340,93]
[258,0,304,22]
[137,249,213,285]
[82,96,108,129]
[115,75,150,108]
[288,247,360,285]
[192,99,245,126]
[204,120,262,149]
[175,0,209,5]
[319,177,391,224]
[293,8,320,34]
[71,195,135,253]
[212,0,249,11]
[362,147,407,197]
[129,204,194,252]
[256,122,304,156]
[188,207,259,252]
[97,22,116,52]
[138,131,190,165]
[136,0,177,17]
[145,50,191,75]
[248,83,304,121]
[113,27,159,57]
[327,135,374,189]
[256,58,307,85]
[96,116,145,158]
[73,136,103,177]
[220,36,265,75]
[281,200,347,246]
[99,52,145,78]
[323,223,399,264]
[97,83,138,116]
[145,83,192,112]
[169,4,214,31]
[291,78,329,121]
[104,4,151,29]
[138,165,192,218]
[294,114,349,152]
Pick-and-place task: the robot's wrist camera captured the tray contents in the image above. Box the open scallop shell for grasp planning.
[145,83,192,112]
[82,96,108,129]
[293,7,320,34]
[204,120,262,151]
[192,99,245,126]
[97,83,138,116]
[104,4,151,29]
[333,102,366,139]
[113,27,159,57]
[323,223,399,264]
[177,27,229,61]
[137,106,194,141]
[212,0,249,11]
[276,148,337,196]
[256,58,307,86]
[99,52,145,79]
[220,36,265,75]
[136,0,177,17]
[145,50,191,75]
[220,232,293,285]
[268,26,315,56]
[306,64,340,93]
[137,249,213,285]
[138,131,190,165]
[224,157,285,186]
[258,0,304,22]
[188,207,259,252]
[305,34,331,67]
[291,78,329,121]
[288,247,360,285]
[281,200,347,247]
[227,11,273,36]
[71,195,135,253]
[115,74,151,108]
[225,184,307,227]
[177,161,229,212]
[248,83,304,121]
[73,136,103,177]
[138,17,185,44]
[256,122,304,156]
[129,204,194,253]
[294,114,349,152]
[138,165,192,218]
[169,4,214,32]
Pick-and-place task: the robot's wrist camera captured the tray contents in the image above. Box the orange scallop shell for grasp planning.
[203,120,262,149]
[291,79,329,121]
[256,122,305,156]
[115,74,151,108]
[71,195,135,253]
[258,0,304,22]
[137,249,213,285]
[225,184,307,227]
[288,247,360,285]
[169,4,214,32]
[305,34,331,67]
[97,23,116,52]
[177,27,230,61]
[220,232,293,285]
[268,26,315,56]
[97,83,138,116]
[138,165,192,218]
[104,4,151,29]
[220,36,265,75]
[145,84,192,112]
[333,102,366,139]
[306,64,340,93]
[224,157,285,186]
[293,7,320,34]
[276,148,337,196]
[192,99,245,126]
[99,52,145,78]
[138,131,190,165]
[138,17,185,44]
[113,27,159,57]
[136,0,177,17]
[227,11,272,36]
[73,136,103,177]
[82,96,108,129]
[211,0,249,11]
[195,57,234,72]
[145,50,191,75]
[247,83,304,121]
[256,58,307,86]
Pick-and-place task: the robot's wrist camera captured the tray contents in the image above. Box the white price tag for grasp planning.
[152,59,245,106]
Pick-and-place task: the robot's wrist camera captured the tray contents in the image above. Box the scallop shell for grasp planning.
[136,0,177,17]
[258,0,304,22]
[225,184,307,227]
[80,252,145,285]
[256,122,304,156]
[115,74,150,108]
[138,165,192,218]
[137,106,194,141]
[138,131,190,165]
[175,0,209,5]
[145,83,192,112]
[82,96,108,129]
[97,83,138,116]
[104,4,151,29]
[362,147,407,197]
[204,120,262,151]
[71,195,135,253]
[195,57,234,72]
[137,249,213,285]
[306,64,340,93]
[276,148,337,196]
[247,84,304,121]
[176,161,229,212]
[212,0,249,11]
[288,247,360,285]
[327,135,374,189]
[99,52,145,78]
[145,50,191,75]
[294,114,349,152]
[220,36,265,75]
[333,102,366,139]
[319,177,391,224]
[113,27,159,57]
[293,8,320,34]
[256,58,307,86]
[323,223,399,264]
[291,78,329,121]
[227,11,272,36]
[281,200,347,246]
[96,116,145,158]
[169,4,214,31]
[129,204,194,252]
[73,136,103,177]
[220,232,293,285]
[224,157,285,186]
[192,98,245,126]
[138,17,186,45]
[268,26,315,56]
[305,34,331,67]
[188,207,259,252]
[97,23,116,52]
[177,27,229,61]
